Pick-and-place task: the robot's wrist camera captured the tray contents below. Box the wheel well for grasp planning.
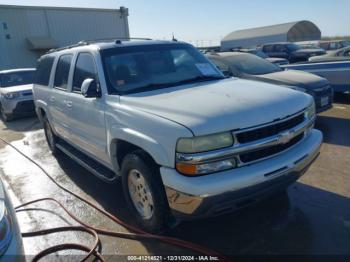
[115,140,156,168]
[37,107,46,121]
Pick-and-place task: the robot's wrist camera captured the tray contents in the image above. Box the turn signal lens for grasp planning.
[176,158,237,176]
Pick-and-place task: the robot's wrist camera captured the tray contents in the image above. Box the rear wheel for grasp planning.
[121,150,171,233]
[43,116,59,155]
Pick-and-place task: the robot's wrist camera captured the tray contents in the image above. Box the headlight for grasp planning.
[3,92,20,100]
[0,202,13,255]
[176,132,234,153]
[305,102,316,120]
[176,132,236,175]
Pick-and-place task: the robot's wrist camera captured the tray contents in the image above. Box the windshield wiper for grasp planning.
[164,75,225,87]
[125,75,225,94]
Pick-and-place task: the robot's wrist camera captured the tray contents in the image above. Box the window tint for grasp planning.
[54,54,73,90]
[102,44,222,94]
[329,42,338,50]
[35,56,55,86]
[275,45,287,52]
[73,53,98,92]
[263,45,274,53]
[1,71,35,88]
[224,54,282,75]
[319,42,329,50]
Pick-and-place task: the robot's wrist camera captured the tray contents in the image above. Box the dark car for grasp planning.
[235,49,289,66]
[262,42,326,63]
[207,52,333,113]
[319,40,350,51]
[309,46,350,62]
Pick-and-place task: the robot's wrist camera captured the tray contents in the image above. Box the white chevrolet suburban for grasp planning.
[33,39,322,232]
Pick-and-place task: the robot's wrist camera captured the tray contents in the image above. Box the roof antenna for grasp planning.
[172,33,178,42]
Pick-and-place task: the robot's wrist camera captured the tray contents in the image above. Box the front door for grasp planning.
[65,52,109,166]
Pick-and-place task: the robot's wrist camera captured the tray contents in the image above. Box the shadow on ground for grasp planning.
[0,116,41,132]
[316,115,350,147]
[55,152,350,255]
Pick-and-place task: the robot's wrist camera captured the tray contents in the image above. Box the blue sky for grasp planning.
[1,0,349,45]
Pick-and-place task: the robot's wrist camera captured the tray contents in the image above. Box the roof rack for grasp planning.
[46,37,153,54]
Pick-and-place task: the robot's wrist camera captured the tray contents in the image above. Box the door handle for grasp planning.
[66,101,73,108]
[49,97,55,102]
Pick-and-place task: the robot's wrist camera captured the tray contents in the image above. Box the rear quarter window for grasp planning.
[35,56,55,86]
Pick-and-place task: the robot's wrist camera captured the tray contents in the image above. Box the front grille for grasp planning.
[236,113,305,144]
[240,133,304,163]
[14,101,35,112]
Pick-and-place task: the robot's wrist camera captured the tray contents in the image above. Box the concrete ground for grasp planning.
[0,94,349,260]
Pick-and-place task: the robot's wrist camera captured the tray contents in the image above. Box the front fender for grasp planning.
[108,126,171,172]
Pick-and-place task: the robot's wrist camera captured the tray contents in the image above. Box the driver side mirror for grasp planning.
[81,78,101,98]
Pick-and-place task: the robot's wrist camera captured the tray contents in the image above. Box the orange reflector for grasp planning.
[176,163,198,175]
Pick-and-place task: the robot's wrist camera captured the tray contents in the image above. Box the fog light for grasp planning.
[176,158,237,176]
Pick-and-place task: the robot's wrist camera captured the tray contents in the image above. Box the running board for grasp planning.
[56,140,118,184]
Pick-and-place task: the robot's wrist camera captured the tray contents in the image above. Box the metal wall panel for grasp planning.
[0,6,129,70]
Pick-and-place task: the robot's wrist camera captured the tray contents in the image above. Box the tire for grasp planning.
[0,106,13,122]
[43,116,59,155]
[121,150,171,233]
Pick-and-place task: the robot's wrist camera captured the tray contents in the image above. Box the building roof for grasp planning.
[221,20,321,50]
[0,4,122,12]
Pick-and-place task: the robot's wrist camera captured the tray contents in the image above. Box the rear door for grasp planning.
[65,52,109,165]
[48,54,73,140]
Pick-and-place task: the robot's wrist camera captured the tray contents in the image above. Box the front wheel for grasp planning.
[0,107,13,122]
[121,150,171,233]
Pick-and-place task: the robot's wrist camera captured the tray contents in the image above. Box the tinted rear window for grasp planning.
[54,54,73,90]
[35,56,55,86]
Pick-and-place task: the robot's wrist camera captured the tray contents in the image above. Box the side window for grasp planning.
[263,45,274,53]
[275,45,287,52]
[329,42,338,50]
[54,54,73,90]
[73,53,98,92]
[35,56,55,86]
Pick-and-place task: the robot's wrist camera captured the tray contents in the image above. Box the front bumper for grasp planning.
[1,97,35,116]
[161,129,322,219]
[312,88,334,113]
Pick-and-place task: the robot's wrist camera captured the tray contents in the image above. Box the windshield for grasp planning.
[0,71,35,88]
[224,54,283,75]
[286,44,301,51]
[341,41,350,47]
[101,43,224,94]
[254,50,268,58]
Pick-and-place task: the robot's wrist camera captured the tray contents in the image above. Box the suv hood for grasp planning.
[249,70,329,90]
[121,78,312,136]
[0,84,33,94]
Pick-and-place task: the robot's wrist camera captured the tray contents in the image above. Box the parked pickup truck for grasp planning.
[33,40,323,232]
[282,60,350,93]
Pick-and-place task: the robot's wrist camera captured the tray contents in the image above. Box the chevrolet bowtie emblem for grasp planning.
[278,131,294,144]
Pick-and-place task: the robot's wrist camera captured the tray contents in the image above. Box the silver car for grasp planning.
[0,178,24,261]
[0,69,36,122]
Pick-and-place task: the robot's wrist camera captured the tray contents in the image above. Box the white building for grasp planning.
[221,21,321,51]
[0,4,130,70]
